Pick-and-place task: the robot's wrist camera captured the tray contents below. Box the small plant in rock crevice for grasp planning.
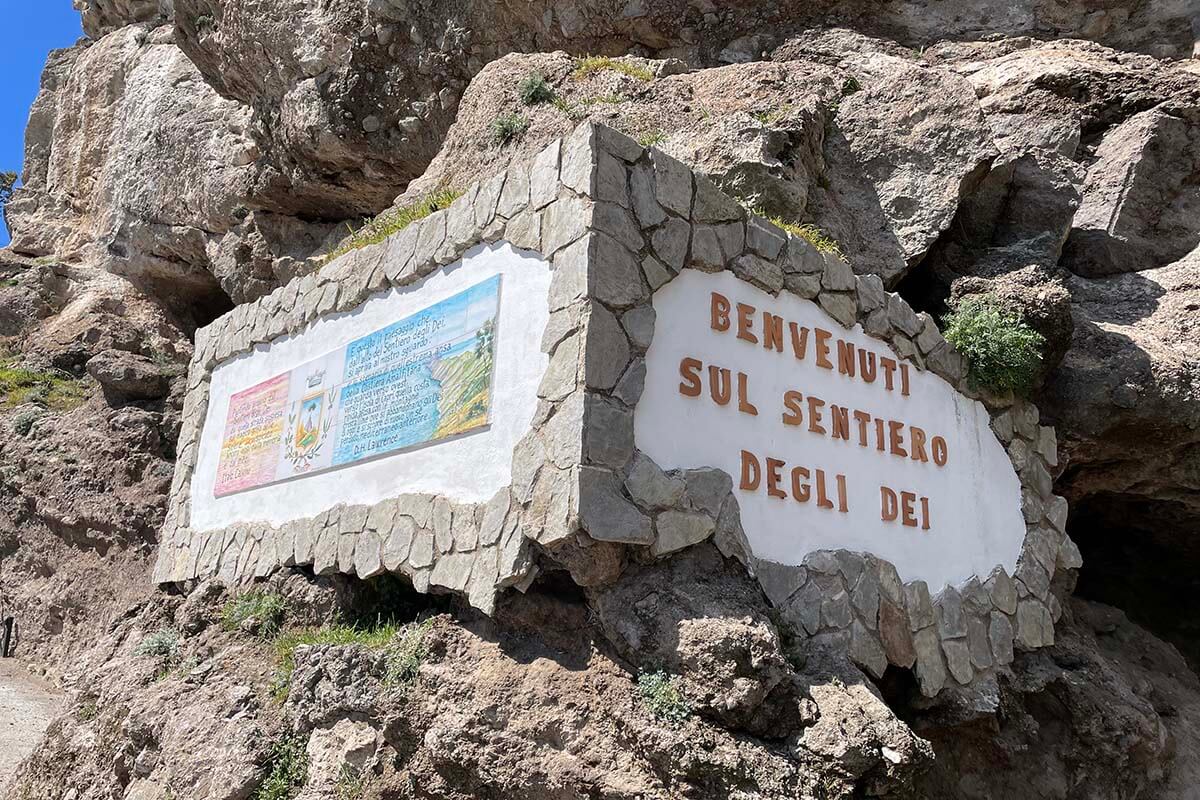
[251,732,309,800]
[382,618,434,692]
[491,112,529,146]
[518,73,555,106]
[748,207,845,259]
[324,189,462,262]
[637,129,667,148]
[943,294,1045,395]
[572,56,654,82]
[222,591,288,639]
[335,764,371,800]
[637,669,692,726]
[135,628,181,679]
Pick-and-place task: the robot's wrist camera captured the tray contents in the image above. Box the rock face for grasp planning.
[4,0,1200,798]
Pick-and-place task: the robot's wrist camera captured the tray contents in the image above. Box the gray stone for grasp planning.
[887,293,922,337]
[354,530,384,578]
[713,496,751,566]
[732,254,784,293]
[1016,599,1054,650]
[510,433,546,505]
[785,271,823,299]
[543,196,590,256]
[850,621,888,679]
[818,292,857,328]
[989,612,1015,666]
[396,494,434,529]
[913,627,948,696]
[683,468,732,517]
[651,150,693,217]
[1058,535,1083,570]
[452,504,480,552]
[927,341,967,384]
[862,308,891,337]
[905,580,935,631]
[505,208,543,251]
[620,305,656,350]
[1037,426,1059,468]
[714,222,746,263]
[593,202,642,253]
[414,213,447,268]
[754,560,807,606]
[651,510,715,556]
[629,162,666,228]
[691,225,725,270]
[1045,495,1069,533]
[592,233,647,308]
[936,587,968,639]
[541,303,582,354]
[879,598,916,668]
[595,125,644,163]
[856,273,886,312]
[475,170,507,228]
[942,638,974,685]
[560,123,596,196]
[747,217,786,260]
[596,151,629,207]
[1022,486,1044,524]
[789,580,825,636]
[382,517,416,570]
[529,138,562,210]
[804,550,840,575]
[337,533,357,573]
[834,551,865,586]
[542,390,584,468]
[429,551,474,593]
[478,491,511,548]
[538,331,581,401]
[915,314,943,355]
[584,303,631,391]
[433,498,454,554]
[967,617,994,670]
[313,525,339,575]
[1025,459,1055,499]
[692,175,743,223]
[584,395,634,469]
[497,164,530,218]
[1016,553,1051,600]
[407,530,435,569]
[613,358,647,406]
[624,453,686,510]
[651,217,690,272]
[851,571,881,628]
[641,254,673,291]
[578,465,653,544]
[821,255,855,292]
[821,589,854,630]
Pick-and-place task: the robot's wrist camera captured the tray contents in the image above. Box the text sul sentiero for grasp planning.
[676,291,954,532]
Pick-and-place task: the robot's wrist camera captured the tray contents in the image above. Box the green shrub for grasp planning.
[222,591,288,639]
[751,209,845,259]
[841,76,862,95]
[637,670,691,726]
[572,56,654,82]
[637,130,666,148]
[252,733,309,800]
[518,73,555,106]
[135,628,180,660]
[324,189,461,263]
[491,112,529,146]
[943,295,1045,394]
[12,408,41,437]
[0,360,86,410]
[383,619,433,691]
[335,764,370,800]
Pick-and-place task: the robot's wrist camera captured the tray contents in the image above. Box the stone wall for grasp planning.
[153,121,1076,696]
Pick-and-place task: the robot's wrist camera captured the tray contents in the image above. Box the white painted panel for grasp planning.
[635,269,1026,589]
[190,241,551,530]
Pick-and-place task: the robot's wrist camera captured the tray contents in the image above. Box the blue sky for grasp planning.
[1,2,84,247]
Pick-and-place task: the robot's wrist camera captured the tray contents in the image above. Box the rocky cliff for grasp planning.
[1,1,1199,798]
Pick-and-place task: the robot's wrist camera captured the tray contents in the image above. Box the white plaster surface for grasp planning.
[636,269,1027,589]
[190,242,551,531]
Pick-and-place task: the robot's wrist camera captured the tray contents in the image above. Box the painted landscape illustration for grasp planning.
[213,276,501,497]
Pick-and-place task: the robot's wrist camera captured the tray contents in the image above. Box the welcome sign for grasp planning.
[636,269,1027,589]
[212,275,501,496]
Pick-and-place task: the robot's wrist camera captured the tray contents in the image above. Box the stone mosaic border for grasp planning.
[154,122,1077,696]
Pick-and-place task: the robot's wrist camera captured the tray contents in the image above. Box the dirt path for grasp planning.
[0,660,61,791]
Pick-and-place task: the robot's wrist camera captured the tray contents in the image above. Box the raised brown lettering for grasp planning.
[900,363,911,396]
[874,418,885,451]
[881,486,899,521]
[766,457,787,499]
[900,491,918,527]
[815,328,834,369]
[789,323,809,361]
[910,426,929,462]
[837,340,856,378]
[781,390,804,426]
[740,450,761,491]
[836,474,849,513]
[920,496,931,531]
[736,303,757,344]
[859,349,878,384]
[888,420,908,458]
[807,395,826,434]
[880,356,897,391]
[853,410,871,447]
[678,357,702,397]
[711,293,731,332]
[932,436,949,467]
[830,405,850,441]
[791,466,811,502]
[709,366,731,405]
[763,312,784,353]
[737,372,759,416]
[816,469,834,509]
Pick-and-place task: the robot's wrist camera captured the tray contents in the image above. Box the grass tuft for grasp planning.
[572,56,654,82]
[491,112,529,146]
[637,130,667,148]
[0,360,86,411]
[382,619,434,692]
[943,295,1045,394]
[222,591,288,639]
[252,732,309,800]
[752,210,845,259]
[324,190,462,263]
[637,669,691,726]
[518,73,555,106]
